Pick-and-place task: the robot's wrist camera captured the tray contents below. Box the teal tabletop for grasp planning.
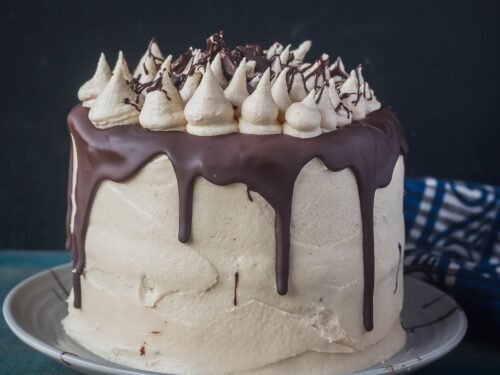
[1,250,499,375]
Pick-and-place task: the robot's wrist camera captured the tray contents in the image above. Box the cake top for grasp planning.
[78,31,382,136]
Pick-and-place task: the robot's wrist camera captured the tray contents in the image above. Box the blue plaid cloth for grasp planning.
[404,178,500,325]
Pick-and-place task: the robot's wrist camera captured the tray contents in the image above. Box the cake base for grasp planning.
[64,304,404,375]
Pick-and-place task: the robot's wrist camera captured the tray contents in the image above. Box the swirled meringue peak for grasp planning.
[139,73,186,132]
[112,51,132,82]
[133,38,164,78]
[283,90,322,138]
[138,54,158,86]
[328,78,352,127]
[315,82,338,132]
[78,53,111,108]
[271,56,282,78]
[303,54,330,91]
[239,69,281,135]
[245,60,256,77]
[364,82,382,113]
[291,40,312,63]
[288,70,308,102]
[340,67,366,120]
[265,42,283,59]
[271,68,292,122]
[88,68,141,129]
[248,73,262,90]
[279,45,291,65]
[330,56,349,84]
[155,55,173,79]
[179,70,202,103]
[211,53,228,88]
[224,58,249,117]
[184,64,237,136]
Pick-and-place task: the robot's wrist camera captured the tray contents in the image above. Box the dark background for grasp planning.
[0,0,499,249]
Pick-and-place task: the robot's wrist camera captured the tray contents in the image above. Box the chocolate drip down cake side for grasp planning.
[63,32,408,375]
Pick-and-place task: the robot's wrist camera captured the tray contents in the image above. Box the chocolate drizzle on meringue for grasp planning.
[66,105,407,332]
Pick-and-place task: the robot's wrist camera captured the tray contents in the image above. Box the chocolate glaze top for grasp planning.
[66,105,407,332]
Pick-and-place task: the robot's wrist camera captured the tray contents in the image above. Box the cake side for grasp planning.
[64,152,405,374]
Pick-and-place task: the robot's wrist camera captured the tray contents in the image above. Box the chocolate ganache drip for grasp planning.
[66,105,407,332]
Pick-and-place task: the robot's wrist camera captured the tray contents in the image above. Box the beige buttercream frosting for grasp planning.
[88,68,141,129]
[224,58,249,118]
[133,39,164,78]
[316,83,338,132]
[211,53,228,88]
[289,71,308,102]
[185,64,237,136]
[340,69,366,121]
[78,53,112,108]
[239,69,281,135]
[139,73,186,132]
[112,51,132,82]
[283,90,322,138]
[271,68,293,123]
[291,40,312,63]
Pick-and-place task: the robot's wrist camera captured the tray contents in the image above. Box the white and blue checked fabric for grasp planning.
[404,177,500,325]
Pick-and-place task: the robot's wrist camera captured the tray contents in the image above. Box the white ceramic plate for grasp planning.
[3,264,467,375]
